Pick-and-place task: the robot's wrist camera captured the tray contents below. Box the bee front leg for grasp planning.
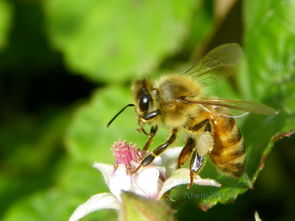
[136,119,149,135]
[133,128,177,173]
[141,110,161,121]
[142,125,158,151]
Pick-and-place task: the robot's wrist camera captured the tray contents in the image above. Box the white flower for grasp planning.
[69,141,221,221]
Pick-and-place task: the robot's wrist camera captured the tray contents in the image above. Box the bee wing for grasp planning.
[184,43,243,79]
[182,99,278,118]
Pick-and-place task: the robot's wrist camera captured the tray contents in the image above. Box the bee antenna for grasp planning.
[106,104,135,127]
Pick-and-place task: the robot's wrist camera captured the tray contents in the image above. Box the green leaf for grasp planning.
[241,0,295,180]
[170,160,250,211]
[120,192,174,221]
[44,0,195,82]
[0,0,12,50]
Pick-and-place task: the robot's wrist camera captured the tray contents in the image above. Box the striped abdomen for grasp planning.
[209,116,245,177]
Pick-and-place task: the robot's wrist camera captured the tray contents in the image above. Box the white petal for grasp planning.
[109,165,132,201]
[158,168,221,199]
[69,193,119,221]
[153,147,183,176]
[133,167,161,199]
[160,146,183,160]
[254,211,262,221]
[93,162,114,186]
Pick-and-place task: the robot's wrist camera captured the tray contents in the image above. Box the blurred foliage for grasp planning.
[0,0,12,50]
[0,0,295,221]
[44,0,196,82]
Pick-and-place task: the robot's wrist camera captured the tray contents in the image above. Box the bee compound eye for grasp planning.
[139,94,150,113]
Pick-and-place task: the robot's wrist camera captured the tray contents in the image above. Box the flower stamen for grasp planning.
[111,140,141,173]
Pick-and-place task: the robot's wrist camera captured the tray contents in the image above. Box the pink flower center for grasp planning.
[111,141,141,171]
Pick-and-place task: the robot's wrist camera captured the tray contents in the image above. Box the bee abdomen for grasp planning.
[209,117,245,177]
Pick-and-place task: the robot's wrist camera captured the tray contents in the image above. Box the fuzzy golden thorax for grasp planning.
[133,75,203,128]
[154,74,202,128]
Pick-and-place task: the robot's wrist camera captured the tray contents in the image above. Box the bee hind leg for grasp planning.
[177,137,195,168]
[188,150,204,188]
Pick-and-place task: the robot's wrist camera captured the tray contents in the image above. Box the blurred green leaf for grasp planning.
[241,0,295,101]
[56,158,109,196]
[44,0,195,82]
[3,189,116,221]
[0,110,72,217]
[3,190,71,221]
[0,0,12,50]
[0,110,71,174]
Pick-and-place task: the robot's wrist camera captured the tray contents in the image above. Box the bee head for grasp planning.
[107,79,158,128]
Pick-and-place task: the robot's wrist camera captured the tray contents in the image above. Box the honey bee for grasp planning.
[107,43,277,187]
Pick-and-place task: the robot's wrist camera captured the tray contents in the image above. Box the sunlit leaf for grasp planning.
[44,0,195,82]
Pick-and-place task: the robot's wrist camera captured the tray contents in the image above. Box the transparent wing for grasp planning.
[181,98,278,117]
[198,104,250,119]
[184,43,243,79]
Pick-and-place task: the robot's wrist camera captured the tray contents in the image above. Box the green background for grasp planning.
[0,0,294,220]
